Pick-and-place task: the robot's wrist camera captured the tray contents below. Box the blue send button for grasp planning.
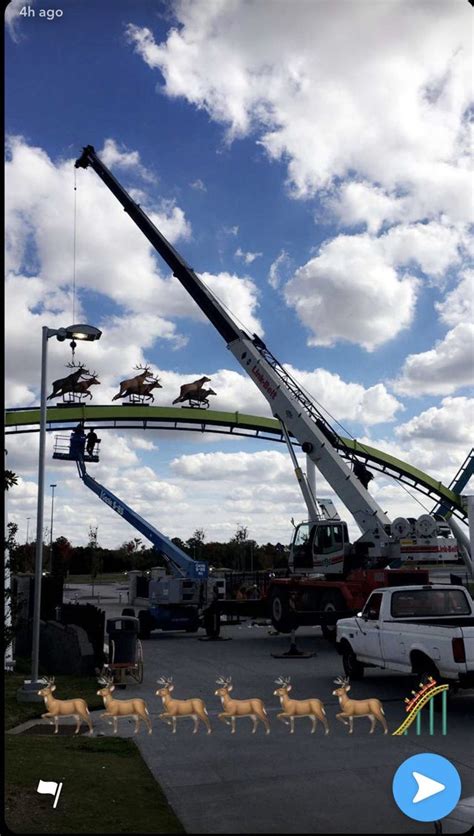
[393,754,462,822]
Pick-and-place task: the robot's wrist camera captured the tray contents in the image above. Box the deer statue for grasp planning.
[273,676,329,735]
[96,671,152,735]
[332,676,388,734]
[172,376,211,405]
[139,376,163,403]
[155,676,212,734]
[112,365,155,402]
[71,371,101,400]
[186,388,216,407]
[214,676,270,734]
[37,676,93,735]
[47,362,89,400]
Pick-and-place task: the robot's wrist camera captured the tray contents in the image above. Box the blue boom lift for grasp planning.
[53,436,208,637]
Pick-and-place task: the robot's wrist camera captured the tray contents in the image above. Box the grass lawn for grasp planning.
[5,670,184,834]
[5,672,103,731]
[5,735,184,834]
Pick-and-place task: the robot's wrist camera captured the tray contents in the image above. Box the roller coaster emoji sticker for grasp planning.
[392,676,449,736]
[332,677,388,734]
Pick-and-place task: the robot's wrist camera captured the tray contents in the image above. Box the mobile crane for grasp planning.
[53,436,210,635]
[75,145,467,638]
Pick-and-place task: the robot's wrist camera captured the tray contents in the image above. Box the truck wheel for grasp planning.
[269,590,292,633]
[412,658,452,713]
[320,592,343,642]
[342,644,365,680]
[138,610,152,640]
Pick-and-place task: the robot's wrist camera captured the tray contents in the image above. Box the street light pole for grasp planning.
[49,483,57,573]
[26,517,31,544]
[18,323,102,700]
[31,325,49,685]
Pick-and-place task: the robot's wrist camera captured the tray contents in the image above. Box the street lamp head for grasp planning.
[66,324,102,341]
[54,324,102,342]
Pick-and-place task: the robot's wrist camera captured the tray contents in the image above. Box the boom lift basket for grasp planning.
[53,434,100,462]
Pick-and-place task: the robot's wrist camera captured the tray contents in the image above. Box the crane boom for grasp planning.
[75,145,391,543]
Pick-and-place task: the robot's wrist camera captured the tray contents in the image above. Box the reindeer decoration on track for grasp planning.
[332,676,388,735]
[156,676,212,734]
[215,676,270,734]
[273,677,329,735]
[137,375,163,403]
[38,676,93,735]
[172,376,212,406]
[186,388,216,408]
[112,364,159,403]
[47,362,91,401]
[96,670,152,735]
[70,370,101,400]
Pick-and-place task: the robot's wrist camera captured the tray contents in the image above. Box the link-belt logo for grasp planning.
[251,365,277,400]
[99,490,124,516]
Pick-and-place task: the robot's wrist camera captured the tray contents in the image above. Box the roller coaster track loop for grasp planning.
[392,685,450,735]
[4,405,467,521]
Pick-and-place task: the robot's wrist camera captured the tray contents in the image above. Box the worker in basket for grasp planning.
[86,428,99,456]
[70,423,86,458]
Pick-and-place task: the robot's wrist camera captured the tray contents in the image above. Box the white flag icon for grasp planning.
[37,780,63,808]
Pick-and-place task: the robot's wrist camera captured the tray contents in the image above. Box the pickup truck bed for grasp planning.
[381,617,474,628]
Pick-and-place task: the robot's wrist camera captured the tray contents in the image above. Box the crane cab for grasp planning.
[289,520,349,575]
[52,434,101,462]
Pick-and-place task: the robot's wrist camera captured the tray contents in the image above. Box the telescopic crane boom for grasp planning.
[75,145,391,553]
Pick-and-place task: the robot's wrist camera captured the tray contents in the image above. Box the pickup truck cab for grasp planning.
[336,584,474,689]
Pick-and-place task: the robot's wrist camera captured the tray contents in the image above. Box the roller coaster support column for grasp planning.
[447,512,473,579]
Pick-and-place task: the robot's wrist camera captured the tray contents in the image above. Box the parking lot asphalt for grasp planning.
[61,588,473,834]
[111,623,474,835]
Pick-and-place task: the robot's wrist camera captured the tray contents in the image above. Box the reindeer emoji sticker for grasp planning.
[38,676,93,735]
[97,670,152,735]
[215,676,270,734]
[156,676,212,734]
[274,676,329,734]
[332,676,388,734]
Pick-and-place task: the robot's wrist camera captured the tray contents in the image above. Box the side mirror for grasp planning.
[356,612,363,618]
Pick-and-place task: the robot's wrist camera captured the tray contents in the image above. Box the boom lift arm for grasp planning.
[75,145,392,546]
[75,457,208,579]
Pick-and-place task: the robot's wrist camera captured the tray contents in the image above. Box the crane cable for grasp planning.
[71,168,78,360]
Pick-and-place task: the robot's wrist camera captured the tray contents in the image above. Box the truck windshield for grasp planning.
[390,589,471,618]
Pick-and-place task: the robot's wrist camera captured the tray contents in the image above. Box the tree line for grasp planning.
[6,522,289,578]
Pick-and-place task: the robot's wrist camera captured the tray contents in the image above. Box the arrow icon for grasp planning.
[412,772,446,803]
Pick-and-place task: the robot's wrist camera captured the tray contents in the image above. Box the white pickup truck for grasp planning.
[336,584,474,690]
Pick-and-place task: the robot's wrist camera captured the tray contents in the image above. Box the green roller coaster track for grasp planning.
[5,404,466,521]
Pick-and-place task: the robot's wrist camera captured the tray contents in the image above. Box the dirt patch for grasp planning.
[4,786,52,833]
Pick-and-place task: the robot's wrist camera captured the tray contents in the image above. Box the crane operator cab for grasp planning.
[52,427,101,462]
[289,520,349,575]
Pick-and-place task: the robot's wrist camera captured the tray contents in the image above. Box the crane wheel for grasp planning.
[320,592,344,642]
[269,590,292,633]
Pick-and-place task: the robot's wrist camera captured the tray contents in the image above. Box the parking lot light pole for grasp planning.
[19,324,101,701]
[49,483,57,573]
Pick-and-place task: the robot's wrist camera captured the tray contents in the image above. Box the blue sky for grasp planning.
[5,0,473,548]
